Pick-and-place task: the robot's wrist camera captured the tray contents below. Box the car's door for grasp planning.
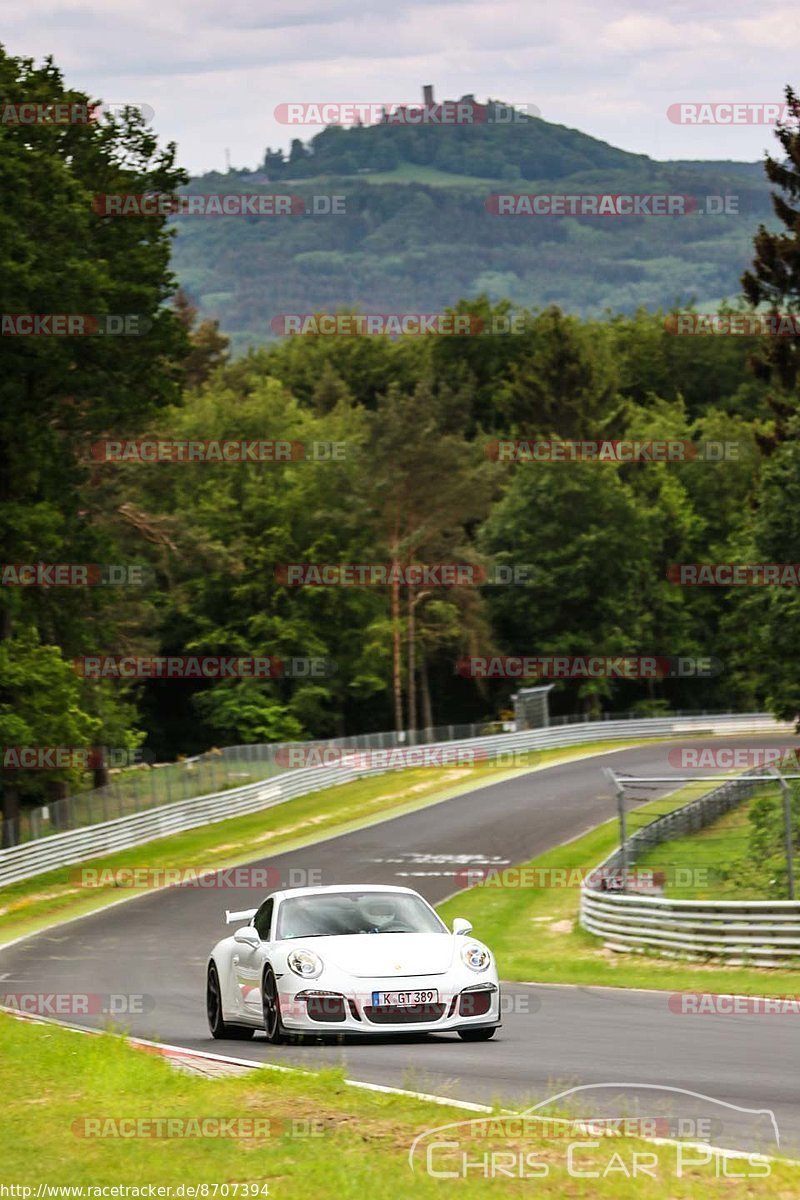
[234,899,272,1020]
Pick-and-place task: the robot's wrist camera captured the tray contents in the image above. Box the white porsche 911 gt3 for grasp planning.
[206,884,501,1042]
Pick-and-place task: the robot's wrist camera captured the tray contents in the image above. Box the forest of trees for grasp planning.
[261,97,649,180]
[3,46,800,828]
[174,160,773,351]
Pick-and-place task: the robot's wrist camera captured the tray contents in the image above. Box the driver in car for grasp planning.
[359,898,399,933]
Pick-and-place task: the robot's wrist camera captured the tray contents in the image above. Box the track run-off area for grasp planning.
[2,735,799,1156]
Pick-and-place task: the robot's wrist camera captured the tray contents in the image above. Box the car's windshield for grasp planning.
[276,891,447,939]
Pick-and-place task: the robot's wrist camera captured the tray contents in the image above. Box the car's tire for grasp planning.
[207,963,255,1040]
[457,1026,497,1042]
[262,966,288,1044]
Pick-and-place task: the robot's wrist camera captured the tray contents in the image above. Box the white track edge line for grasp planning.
[2,1006,796,1163]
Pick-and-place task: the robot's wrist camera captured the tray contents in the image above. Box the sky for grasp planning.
[4,0,798,176]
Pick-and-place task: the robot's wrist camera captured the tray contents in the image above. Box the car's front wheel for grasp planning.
[458,1026,497,1042]
[207,963,255,1040]
[262,966,287,1044]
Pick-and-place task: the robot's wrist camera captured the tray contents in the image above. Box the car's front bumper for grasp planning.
[277,974,501,1035]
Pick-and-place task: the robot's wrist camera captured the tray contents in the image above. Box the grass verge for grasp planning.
[635,794,758,900]
[635,787,796,901]
[0,1012,791,1196]
[0,739,653,946]
[436,783,800,994]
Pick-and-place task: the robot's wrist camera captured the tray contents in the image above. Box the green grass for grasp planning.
[634,785,800,902]
[634,795,761,900]
[279,162,503,188]
[0,1013,791,1196]
[437,783,800,994]
[357,162,508,188]
[0,739,653,946]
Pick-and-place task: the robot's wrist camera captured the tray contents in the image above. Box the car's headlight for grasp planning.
[461,943,491,972]
[287,949,324,978]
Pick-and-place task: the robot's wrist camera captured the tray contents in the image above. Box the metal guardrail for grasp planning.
[4,718,511,847]
[580,768,800,966]
[581,891,800,965]
[0,712,790,888]
[2,707,749,848]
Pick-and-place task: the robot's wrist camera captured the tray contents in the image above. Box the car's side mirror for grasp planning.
[452,917,473,935]
[233,926,261,948]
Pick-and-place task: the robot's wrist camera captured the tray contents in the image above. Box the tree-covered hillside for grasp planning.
[171,94,775,351]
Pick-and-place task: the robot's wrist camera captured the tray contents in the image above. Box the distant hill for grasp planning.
[170,88,777,351]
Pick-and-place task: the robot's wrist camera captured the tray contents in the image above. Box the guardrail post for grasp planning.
[771,767,796,901]
[604,767,627,888]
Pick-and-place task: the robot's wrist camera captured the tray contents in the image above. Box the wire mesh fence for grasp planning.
[1,719,507,847]
[598,768,800,901]
[581,768,800,963]
[0,708,776,850]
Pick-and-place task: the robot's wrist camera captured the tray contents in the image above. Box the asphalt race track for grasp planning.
[3,736,800,1156]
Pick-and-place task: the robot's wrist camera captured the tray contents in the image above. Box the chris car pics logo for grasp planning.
[409,1084,778,1181]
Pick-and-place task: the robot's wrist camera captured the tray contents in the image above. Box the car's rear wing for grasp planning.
[225,908,257,925]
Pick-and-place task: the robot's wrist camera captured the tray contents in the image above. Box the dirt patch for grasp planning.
[377,769,473,804]
[1,886,84,917]
[549,919,574,935]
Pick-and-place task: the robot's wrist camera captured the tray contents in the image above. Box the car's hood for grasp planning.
[285,932,458,977]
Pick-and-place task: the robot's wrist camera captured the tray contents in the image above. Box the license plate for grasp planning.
[371,989,439,1006]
